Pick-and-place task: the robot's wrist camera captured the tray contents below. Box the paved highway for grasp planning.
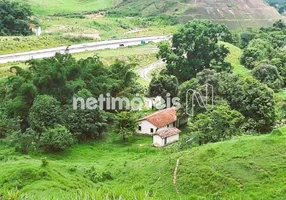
[0,36,170,64]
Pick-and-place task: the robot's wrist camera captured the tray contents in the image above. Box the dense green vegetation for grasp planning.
[265,0,286,13]
[149,74,178,98]
[177,69,277,133]
[158,20,233,82]
[189,103,244,145]
[0,0,286,196]
[155,20,285,134]
[0,0,33,36]
[240,20,286,91]
[0,53,143,153]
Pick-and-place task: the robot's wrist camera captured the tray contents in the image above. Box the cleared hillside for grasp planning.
[115,0,283,29]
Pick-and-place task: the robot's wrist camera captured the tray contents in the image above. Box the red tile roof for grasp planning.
[139,107,177,128]
[156,128,181,139]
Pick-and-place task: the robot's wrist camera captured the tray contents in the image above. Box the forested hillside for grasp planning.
[265,0,286,14]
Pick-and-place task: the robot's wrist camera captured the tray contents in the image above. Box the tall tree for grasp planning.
[240,39,274,69]
[116,111,138,142]
[158,20,232,82]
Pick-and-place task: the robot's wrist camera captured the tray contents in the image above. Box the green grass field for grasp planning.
[15,0,117,15]
[1,127,286,199]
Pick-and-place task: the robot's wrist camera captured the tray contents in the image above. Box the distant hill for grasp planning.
[12,0,284,29]
[114,0,283,29]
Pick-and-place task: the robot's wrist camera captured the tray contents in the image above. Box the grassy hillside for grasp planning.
[14,0,119,15]
[177,126,286,199]
[1,127,286,199]
[115,0,283,29]
[222,42,252,77]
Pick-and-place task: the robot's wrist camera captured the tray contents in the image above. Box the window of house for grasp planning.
[167,124,169,128]
[150,128,154,133]
[138,126,142,131]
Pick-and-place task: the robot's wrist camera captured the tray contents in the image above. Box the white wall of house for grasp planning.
[138,120,157,135]
[167,134,179,144]
[138,119,177,136]
[153,134,179,147]
[153,135,164,147]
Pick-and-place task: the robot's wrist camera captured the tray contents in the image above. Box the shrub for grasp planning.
[29,95,63,133]
[41,157,49,167]
[68,166,77,172]
[271,129,283,136]
[39,125,74,152]
[0,113,19,138]
[84,166,102,183]
[7,129,38,154]
[102,171,113,181]
[84,166,113,183]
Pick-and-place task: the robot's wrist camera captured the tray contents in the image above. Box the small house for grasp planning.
[153,128,181,147]
[138,107,181,147]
